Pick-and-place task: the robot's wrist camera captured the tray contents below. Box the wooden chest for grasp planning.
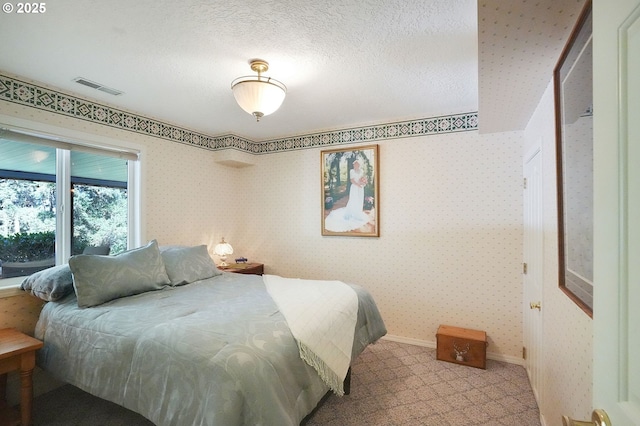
[436,325,487,369]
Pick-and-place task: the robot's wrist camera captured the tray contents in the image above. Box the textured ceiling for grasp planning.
[0,0,586,140]
[477,0,587,133]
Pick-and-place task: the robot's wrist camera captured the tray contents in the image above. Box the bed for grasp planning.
[24,241,386,425]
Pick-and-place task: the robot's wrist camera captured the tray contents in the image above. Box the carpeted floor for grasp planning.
[31,339,540,425]
[304,340,540,425]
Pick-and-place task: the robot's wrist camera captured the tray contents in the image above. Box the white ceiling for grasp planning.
[0,0,586,141]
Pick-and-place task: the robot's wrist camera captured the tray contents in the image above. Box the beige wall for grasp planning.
[0,98,526,361]
[523,81,593,424]
[230,130,525,360]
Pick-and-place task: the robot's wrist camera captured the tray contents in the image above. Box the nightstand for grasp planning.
[218,262,264,275]
[0,328,43,426]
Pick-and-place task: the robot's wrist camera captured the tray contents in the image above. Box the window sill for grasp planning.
[0,278,24,298]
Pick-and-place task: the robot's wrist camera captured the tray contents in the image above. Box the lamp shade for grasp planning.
[231,59,286,121]
[232,77,286,119]
[213,237,234,267]
[213,238,234,257]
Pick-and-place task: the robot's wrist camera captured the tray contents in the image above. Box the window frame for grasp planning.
[0,125,142,294]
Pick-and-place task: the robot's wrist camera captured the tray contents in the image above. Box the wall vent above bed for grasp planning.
[73,77,124,96]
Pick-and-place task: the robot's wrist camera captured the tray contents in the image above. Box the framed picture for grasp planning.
[553,0,593,317]
[321,144,379,237]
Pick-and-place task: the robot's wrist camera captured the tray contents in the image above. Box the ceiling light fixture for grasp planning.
[231,59,286,122]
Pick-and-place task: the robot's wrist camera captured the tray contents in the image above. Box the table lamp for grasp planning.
[213,237,234,266]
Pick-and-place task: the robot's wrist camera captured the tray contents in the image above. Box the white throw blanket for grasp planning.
[263,274,358,396]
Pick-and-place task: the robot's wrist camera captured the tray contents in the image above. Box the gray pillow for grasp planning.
[161,245,221,286]
[69,240,171,308]
[20,264,74,302]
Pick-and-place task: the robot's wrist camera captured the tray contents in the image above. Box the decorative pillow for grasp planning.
[20,264,74,302]
[69,240,170,308]
[161,245,221,286]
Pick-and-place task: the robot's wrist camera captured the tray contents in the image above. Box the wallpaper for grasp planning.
[231,131,524,361]
[1,73,522,363]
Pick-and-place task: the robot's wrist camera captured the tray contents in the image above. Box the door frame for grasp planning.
[593,0,640,423]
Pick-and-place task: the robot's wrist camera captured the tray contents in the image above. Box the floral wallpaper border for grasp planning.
[0,73,478,154]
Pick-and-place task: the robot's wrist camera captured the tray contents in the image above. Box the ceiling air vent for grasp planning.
[73,77,124,96]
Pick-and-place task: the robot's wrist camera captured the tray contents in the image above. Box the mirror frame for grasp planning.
[553,0,593,317]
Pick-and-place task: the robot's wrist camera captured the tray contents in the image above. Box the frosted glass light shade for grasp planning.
[231,76,286,120]
[213,237,234,266]
[214,239,233,256]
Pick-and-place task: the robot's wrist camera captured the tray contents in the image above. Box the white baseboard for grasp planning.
[381,334,524,366]
[381,334,437,348]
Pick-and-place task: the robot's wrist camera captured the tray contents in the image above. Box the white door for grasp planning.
[593,0,640,424]
[523,147,543,406]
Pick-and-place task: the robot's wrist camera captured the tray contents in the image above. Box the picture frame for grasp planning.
[321,144,379,237]
[553,0,593,317]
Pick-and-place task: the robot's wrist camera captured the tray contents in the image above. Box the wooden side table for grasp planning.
[218,262,264,275]
[0,328,43,426]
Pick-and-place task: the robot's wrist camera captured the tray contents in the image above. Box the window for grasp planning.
[0,128,139,287]
[70,151,129,255]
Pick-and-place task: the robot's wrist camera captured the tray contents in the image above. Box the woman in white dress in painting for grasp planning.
[325,160,370,232]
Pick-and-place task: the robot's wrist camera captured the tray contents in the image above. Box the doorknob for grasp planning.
[529,301,541,310]
[562,409,612,426]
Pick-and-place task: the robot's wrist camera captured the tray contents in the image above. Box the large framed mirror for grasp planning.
[553,0,593,317]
